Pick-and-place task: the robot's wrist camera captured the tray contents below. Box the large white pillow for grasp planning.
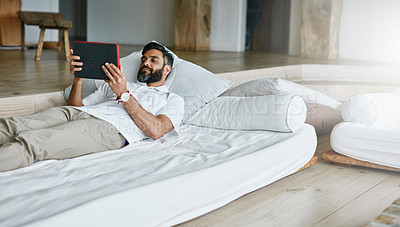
[222,78,342,109]
[342,92,400,127]
[186,95,307,132]
[169,59,233,123]
[64,41,177,100]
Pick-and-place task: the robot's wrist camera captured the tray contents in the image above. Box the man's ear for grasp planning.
[163,64,172,77]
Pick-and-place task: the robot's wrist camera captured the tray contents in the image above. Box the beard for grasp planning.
[137,66,164,84]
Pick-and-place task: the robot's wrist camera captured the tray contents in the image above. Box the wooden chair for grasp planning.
[17,11,73,61]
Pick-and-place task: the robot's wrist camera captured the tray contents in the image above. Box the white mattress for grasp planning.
[331,121,400,169]
[0,124,316,227]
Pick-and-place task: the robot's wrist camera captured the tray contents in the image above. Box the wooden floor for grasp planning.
[0,44,395,99]
[1,45,399,226]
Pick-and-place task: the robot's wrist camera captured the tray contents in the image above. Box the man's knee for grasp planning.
[0,138,35,172]
[14,132,44,162]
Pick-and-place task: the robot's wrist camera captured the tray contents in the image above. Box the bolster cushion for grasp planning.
[342,93,400,127]
[186,95,307,133]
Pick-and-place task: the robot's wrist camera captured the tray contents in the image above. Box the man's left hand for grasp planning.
[102,63,128,97]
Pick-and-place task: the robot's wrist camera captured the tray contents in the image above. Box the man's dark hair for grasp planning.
[142,42,174,69]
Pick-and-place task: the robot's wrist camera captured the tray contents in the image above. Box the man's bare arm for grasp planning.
[67,49,84,107]
[67,77,84,106]
[123,98,174,140]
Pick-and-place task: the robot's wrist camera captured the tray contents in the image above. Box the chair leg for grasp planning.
[35,28,46,61]
[64,30,70,61]
[57,30,62,52]
[20,22,25,51]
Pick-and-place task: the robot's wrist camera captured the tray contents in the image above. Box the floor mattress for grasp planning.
[331,121,400,169]
[0,124,316,227]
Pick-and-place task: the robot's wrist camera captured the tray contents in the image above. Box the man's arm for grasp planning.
[67,49,84,107]
[123,98,174,140]
[102,63,174,140]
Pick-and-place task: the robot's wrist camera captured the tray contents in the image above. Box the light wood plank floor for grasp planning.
[1,46,399,226]
[0,44,395,99]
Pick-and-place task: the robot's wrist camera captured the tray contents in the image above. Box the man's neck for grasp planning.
[146,81,164,87]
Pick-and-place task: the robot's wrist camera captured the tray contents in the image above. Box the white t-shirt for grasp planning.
[75,82,184,144]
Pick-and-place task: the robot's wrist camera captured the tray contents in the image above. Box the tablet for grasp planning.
[73,41,120,80]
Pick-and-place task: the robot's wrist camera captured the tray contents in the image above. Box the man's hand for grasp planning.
[67,49,84,106]
[102,63,127,97]
[69,49,83,77]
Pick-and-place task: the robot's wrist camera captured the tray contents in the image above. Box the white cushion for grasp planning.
[186,95,307,132]
[222,78,342,109]
[169,59,233,123]
[342,93,400,127]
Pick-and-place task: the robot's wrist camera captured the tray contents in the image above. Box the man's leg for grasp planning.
[0,117,126,172]
[0,106,91,145]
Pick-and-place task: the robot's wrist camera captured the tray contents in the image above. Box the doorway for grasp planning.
[59,0,87,42]
[246,0,291,53]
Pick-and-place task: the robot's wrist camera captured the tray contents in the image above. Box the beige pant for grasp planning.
[0,106,126,172]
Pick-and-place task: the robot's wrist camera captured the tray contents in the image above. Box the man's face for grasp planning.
[137,49,165,84]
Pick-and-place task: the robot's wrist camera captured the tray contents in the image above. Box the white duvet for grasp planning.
[0,124,316,227]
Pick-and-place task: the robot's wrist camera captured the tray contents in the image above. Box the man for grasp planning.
[0,42,184,172]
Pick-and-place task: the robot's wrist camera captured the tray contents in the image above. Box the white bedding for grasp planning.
[0,124,316,227]
[331,121,400,168]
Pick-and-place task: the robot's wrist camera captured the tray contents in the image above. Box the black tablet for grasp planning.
[73,41,120,80]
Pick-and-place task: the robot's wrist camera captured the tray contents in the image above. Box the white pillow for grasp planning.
[168,59,233,123]
[342,93,400,127]
[186,95,307,132]
[222,78,342,109]
[64,41,177,100]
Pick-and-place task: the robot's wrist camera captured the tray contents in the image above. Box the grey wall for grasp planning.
[87,0,175,46]
[87,0,246,51]
[21,0,59,45]
[288,0,301,56]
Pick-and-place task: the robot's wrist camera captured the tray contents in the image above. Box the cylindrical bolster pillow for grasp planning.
[186,95,307,132]
[342,93,400,127]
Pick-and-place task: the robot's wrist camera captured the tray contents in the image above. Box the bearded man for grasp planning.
[0,42,184,172]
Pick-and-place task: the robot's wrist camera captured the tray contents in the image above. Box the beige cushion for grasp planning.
[305,103,342,135]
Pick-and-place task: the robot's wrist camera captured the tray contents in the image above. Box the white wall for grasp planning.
[210,0,247,52]
[87,0,175,47]
[339,0,400,62]
[21,0,59,46]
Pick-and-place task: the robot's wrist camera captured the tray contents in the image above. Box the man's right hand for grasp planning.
[69,49,83,76]
[67,49,84,107]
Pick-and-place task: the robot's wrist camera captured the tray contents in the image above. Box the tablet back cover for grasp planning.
[74,41,120,80]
